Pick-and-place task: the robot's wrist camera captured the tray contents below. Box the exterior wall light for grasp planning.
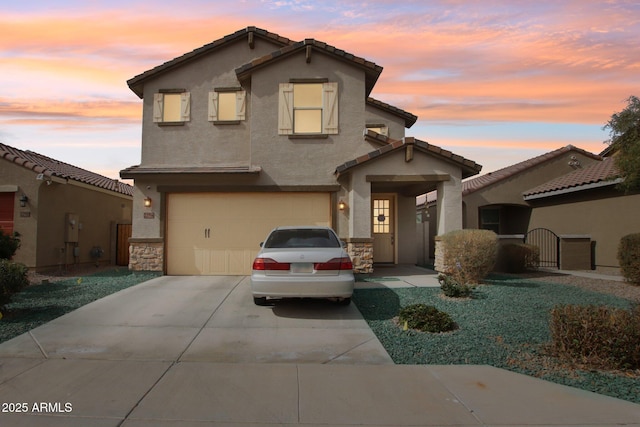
[144,197,152,208]
[19,194,28,207]
[338,200,347,211]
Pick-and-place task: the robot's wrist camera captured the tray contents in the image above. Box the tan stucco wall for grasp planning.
[0,160,41,266]
[528,189,640,268]
[35,182,132,270]
[364,103,407,140]
[248,50,372,186]
[2,159,132,269]
[463,150,600,229]
[139,37,283,168]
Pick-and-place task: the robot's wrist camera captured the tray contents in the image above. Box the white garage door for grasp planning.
[166,192,331,275]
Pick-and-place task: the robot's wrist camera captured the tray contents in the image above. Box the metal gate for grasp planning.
[116,223,132,266]
[525,228,559,269]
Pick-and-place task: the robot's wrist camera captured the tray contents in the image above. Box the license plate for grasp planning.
[291,263,313,274]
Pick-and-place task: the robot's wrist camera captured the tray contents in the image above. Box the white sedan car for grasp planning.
[250,226,355,306]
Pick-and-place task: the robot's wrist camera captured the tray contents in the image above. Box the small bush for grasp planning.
[0,231,21,260]
[0,260,29,306]
[499,243,540,273]
[398,303,457,333]
[618,233,640,285]
[438,273,473,298]
[549,304,640,370]
[441,229,498,285]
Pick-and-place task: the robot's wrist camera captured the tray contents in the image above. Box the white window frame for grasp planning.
[153,90,190,124]
[278,81,338,135]
[208,88,246,123]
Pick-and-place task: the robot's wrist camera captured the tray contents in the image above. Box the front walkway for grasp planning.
[357,264,441,288]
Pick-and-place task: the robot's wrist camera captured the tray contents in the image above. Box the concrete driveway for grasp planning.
[1,272,640,426]
[0,275,391,364]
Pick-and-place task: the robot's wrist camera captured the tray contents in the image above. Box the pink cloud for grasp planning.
[1,3,636,177]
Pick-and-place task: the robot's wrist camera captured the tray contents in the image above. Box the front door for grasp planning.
[372,195,395,263]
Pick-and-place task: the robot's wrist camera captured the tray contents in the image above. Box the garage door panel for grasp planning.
[167,192,330,275]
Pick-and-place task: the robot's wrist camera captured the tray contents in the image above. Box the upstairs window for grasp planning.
[278,81,338,135]
[366,124,389,136]
[208,88,246,123]
[153,90,190,124]
[293,83,322,133]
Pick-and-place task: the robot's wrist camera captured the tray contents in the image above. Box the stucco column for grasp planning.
[436,174,462,235]
[344,175,373,273]
[349,176,371,238]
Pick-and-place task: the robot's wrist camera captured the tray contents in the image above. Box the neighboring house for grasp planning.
[419,145,639,271]
[459,145,601,234]
[524,154,640,270]
[0,143,133,271]
[120,26,482,275]
[418,145,602,259]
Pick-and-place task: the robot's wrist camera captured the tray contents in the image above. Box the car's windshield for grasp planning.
[264,229,341,248]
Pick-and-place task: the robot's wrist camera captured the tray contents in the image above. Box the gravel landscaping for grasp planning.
[353,271,640,405]
[0,267,160,343]
[2,264,639,404]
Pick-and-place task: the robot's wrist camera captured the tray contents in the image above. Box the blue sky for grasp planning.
[1,0,638,181]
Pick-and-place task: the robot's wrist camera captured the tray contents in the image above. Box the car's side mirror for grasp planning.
[259,242,264,247]
[341,241,347,248]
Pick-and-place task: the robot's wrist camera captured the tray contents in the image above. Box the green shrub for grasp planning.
[398,303,457,333]
[438,273,473,298]
[499,243,540,273]
[550,304,640,370]
[441,229,498,285]
[0,230,21,260]
[0,260,29,306]
[618,233,640,285]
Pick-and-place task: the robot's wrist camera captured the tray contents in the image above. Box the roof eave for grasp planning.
[236,39,383,94]
[523,178,623,201]
[366,97,418,128]
[336,131,482,178]
[127,27,294,98]
[119,165,262,179]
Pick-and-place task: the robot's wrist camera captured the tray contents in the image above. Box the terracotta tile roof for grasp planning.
[0,143,133,196]
[366,97,418,128]
[523,156,620,199]
[462,145,601,196]
[335,131,482,179]
[235,38,383,96]
[127,27,295,98]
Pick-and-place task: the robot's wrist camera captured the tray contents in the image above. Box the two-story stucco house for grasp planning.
[121,27,481,275]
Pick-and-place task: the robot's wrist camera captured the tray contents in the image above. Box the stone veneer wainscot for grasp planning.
[129,239,164,272]
[345,238,373,274]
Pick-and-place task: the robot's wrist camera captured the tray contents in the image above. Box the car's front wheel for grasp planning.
[253,296,268,306]
[337,297,351,306]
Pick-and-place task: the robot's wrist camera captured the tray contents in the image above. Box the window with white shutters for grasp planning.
[153,90,190,124]
[278,82,338,135]
[208,89,246,123]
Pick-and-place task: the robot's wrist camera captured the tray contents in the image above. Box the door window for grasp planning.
[373,199,390,233]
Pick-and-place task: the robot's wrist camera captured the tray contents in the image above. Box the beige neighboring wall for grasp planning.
[528,190,640,268]
[35,181,131,269]
[1,160,41,267]
[464,150,600,229]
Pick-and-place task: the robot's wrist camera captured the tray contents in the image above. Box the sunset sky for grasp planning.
[1,1,638,182]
